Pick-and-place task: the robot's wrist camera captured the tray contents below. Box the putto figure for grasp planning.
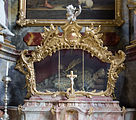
[66,4,82,22]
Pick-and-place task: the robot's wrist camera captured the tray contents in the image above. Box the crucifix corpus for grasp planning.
[66,71,77,95]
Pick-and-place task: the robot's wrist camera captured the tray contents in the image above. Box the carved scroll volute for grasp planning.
[105,50,126,96]
[16,9,36,27]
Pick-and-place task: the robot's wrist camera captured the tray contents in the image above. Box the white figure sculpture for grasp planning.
[66,4,82,22]
[0,0,14,43]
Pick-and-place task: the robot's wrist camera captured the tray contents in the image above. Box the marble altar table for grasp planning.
[15,95,125,120]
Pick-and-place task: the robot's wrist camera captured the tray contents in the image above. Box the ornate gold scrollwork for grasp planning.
[0,32,4,36]
[114,0,124,26]
[16,9,36,27]
[0,26,3,31]
[121,106,126,116]
[88,107,94,115]
[16,21,125,98]
[18,105,23,115]
[114,17,124,26]
[0,26,4,36]
[51,106,56,115]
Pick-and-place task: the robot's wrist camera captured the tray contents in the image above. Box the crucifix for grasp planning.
[66,71,77,95]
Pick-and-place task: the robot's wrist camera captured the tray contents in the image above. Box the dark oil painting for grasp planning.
[26,0,115,20]
[34,50,110,93]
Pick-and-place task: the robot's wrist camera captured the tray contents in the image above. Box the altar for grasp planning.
[1,0,136,119]
[15,96,124,120]
[13,5,127,120]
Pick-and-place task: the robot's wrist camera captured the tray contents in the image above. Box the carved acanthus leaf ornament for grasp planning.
[16,9,36,27]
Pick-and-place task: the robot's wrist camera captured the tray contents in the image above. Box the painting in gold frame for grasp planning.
[17,0,124,27]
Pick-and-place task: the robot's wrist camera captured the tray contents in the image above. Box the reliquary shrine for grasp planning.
[14,16,126,120]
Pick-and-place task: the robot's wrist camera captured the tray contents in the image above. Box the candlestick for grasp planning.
[6,61,9,76]
[2,76,11,120]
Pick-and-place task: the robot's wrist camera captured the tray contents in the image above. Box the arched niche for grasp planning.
[16,21,125,98]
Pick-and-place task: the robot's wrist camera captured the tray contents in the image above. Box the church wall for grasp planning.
[0,37,27,106]
[121,61,136,108]
[120,0,136,108]
[0,58,26,106]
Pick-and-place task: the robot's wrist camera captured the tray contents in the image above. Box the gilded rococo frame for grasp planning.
[17,0,124,27]
[16,21,125,98]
